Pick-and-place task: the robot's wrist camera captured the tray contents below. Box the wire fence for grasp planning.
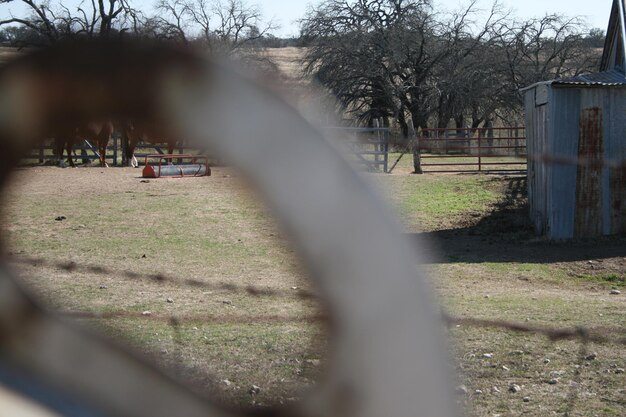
[10,253,626,345]
[9,253,626,415]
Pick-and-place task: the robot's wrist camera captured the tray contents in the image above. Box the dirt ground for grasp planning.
[1,165,624,416]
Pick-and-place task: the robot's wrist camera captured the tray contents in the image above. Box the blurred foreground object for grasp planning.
[0,38,457,417]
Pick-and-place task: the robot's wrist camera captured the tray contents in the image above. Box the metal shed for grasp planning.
[522,0,626,239]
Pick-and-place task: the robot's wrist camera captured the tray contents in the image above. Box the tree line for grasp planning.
[0,0,606,133]
[0,0,282,56]
[300,0,604,134]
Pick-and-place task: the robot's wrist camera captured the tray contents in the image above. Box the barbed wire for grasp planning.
[11,254,626,348]
[59,310,327,324]
[7,245,625,417]
[442,314,626,346]
[6,255,317,300]
[528,152,626,169]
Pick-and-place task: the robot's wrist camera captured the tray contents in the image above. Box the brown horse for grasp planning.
[121,121,177,167]
[54,121,113,167]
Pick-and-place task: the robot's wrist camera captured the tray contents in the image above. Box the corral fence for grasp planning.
[23,134,187,166]
[414,126,526,174]
[326,125,390,173]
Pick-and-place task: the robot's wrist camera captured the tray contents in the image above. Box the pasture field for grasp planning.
[2,163,625,416]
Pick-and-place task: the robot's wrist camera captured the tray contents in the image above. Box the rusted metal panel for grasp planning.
[575,107,604,237]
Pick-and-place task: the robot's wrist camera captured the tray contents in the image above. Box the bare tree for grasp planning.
[300,0,498,133]
[156,0,276,55]
[0,0,141,45]
[300,0,600,132]
[493,14,599,111]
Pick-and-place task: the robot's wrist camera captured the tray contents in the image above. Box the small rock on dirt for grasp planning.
[491,386,500,393]
[223,379,232,386]
[610,289,621,295]
[586,352,598,361]
[543,358,551,364]
[249,385,261,395]
[474,389,483,395]
[502,365,510,371]
[482,353,493,359]
[141,311,152,316]
[99,285,107,289]
[455,385,468,395]
[509,384,521,393]
[509,350,524,356]
[523,396,530,402]
[222,300,232,305]
[615,368,625,374]
[548,378,558,385]
[54,215,66,221]
[140,179,150,183]
[166,298,174,303]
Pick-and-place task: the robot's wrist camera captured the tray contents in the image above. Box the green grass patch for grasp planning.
[573,273,626,288]
[370,174,500,230]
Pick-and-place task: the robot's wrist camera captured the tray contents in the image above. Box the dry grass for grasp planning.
[2,165,625,415]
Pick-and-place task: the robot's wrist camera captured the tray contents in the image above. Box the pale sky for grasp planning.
[263,0,613,37]
[0,0,615,37]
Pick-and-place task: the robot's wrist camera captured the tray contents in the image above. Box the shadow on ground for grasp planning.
[410,176,626,264]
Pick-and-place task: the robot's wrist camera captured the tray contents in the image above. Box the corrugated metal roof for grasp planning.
[552,70,626,86]
[520,70,626,92]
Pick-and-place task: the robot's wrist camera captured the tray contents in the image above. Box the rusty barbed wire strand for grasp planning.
[442,314,626,346]
[6,255,317,300]
[528,152,626,169]
[52,306,626,347]
[59,310,328,324]
[8,254,626,345]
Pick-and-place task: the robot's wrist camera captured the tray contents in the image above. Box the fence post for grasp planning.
[374,119,380,169]
[383,127,389,173]
[81,146,89,165]
[478,130,482,172]
[410,120,422,174]
[113,136,118,166]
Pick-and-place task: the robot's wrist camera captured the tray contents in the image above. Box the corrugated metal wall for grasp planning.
[524,85,626,239]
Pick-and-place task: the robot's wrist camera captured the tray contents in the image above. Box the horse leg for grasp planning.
[125,140,138,167]
[54,139,65,167]
[99,140,109,168]
[66,142,75,168]
[168,141,177,165]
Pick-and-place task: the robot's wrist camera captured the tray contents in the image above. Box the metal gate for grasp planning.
[326,126,390,172]
[416,127,526,173]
